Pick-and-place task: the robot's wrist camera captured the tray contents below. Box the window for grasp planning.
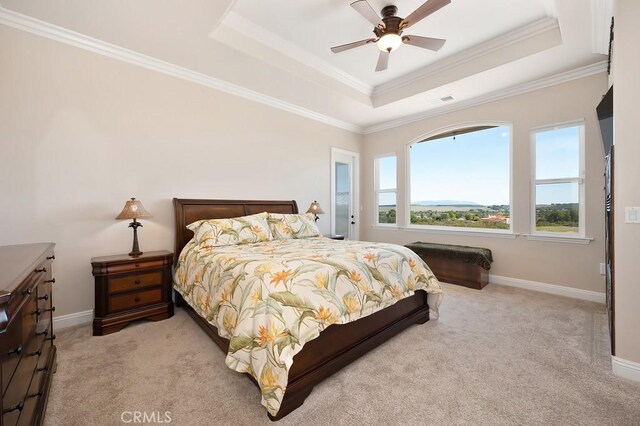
[532,122,585,236]
[375,155,397,225]
[408,125,511,231]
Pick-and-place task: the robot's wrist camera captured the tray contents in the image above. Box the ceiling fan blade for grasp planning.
[402,35,446,51]
[331,38,376,53]
[350,0,384,28]
[375,51,389,72]
[403,0,451,29]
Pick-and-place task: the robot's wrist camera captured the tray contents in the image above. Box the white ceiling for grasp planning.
[229,0,554,87]
[0,0,608,133]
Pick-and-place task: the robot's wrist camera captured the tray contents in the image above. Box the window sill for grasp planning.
[372,224,400,230]
[524,234,592,244]
[404,226,517,239]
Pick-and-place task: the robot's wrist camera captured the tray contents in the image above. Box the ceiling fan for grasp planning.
[330,0,450,72]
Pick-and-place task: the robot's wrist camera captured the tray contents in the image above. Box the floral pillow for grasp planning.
[267,213,320,239]
[187,212,272,247]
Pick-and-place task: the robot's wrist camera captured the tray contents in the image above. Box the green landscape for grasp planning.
[378,202,578,232]
[534,203,579,233]
[379,204,510,229]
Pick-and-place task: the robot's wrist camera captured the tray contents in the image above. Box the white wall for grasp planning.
[0,25,362,317]
[361,74,608,294]
[612,0,640,366]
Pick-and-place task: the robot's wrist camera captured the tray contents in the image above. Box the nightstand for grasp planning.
[91,250,174,336]
[324,234,345,240]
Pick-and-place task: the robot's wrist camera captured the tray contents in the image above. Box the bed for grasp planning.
[172,198,442,420]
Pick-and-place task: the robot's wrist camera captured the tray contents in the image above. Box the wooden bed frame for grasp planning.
[172,198,430,420]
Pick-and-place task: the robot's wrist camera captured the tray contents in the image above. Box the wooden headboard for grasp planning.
[172,198,299,264]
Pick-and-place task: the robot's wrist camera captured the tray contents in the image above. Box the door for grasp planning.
[331,148,359,240]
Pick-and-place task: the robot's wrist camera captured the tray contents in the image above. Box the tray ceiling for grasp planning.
[0,0,608,132]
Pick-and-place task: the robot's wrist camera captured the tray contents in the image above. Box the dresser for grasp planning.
[91,251,174,336]
[0,243,57,426]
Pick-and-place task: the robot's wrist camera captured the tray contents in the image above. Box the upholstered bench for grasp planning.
[405,242,493,289]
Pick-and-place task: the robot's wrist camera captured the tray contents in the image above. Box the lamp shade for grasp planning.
[306,201,325,215]
[115,198,152,220]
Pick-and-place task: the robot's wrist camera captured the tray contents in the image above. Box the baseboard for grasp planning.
[612,356,640,382]
[52,309,94,330]
[489,274,605,304]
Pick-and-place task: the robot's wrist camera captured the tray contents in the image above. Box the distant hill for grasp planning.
[412,200,482,206]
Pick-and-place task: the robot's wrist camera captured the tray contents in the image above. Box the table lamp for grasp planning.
[116,197,151,256]
[306,201,325,222]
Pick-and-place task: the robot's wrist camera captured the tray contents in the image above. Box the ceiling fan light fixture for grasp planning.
[376,33,402,52]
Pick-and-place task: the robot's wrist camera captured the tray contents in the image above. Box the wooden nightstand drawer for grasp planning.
[108,271,162,294]
[108,288,163,313]
[100,259,165,275]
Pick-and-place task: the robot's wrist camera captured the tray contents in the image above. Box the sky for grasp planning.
[377,125,581,207]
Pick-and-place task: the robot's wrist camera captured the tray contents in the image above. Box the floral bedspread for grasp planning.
[173,237,443,416]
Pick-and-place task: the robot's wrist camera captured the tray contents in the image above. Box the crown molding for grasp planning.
[364,61,608,134]
[218,11,373,97]
[0,5,609,137]
[0,6,363,134]
[591,0,613,55]
[211,0,238,33]
[373,17,560,98]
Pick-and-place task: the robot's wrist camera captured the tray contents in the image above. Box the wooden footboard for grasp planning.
[174,290,429,420]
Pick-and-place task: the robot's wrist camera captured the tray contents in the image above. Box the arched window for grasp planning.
[407,124,512,232]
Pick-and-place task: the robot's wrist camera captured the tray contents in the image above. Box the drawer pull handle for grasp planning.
[27,391,42,399]
[7,345,22,356]
[2,401,24,414]
[43,306,56,313]
[45,278,56,284]
[32,308,42,316]
[134,279,141,285]
[26,349,42,357]
[37,366,48,373]
[46,255,55,260]
[37,329,49,336]
[134,297,141,303]
[135,263,140,268]
[23,288,33,296]
[38,294,49,301]
[35,267,47,273]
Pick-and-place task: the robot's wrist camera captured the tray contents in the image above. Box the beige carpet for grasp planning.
[44,283,640,425]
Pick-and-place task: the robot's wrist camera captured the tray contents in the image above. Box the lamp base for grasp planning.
[128,219,143,257]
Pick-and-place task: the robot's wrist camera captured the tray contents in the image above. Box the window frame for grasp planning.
[405,122,514,235]
[530,120,586,239]
[374,153,398,227]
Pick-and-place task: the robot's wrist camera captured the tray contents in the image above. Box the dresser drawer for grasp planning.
[108,271,162,294]
[0,323,25,397]
[0,243,57,425]
[3,336,40,419]
[1,294,38,396]
[36,278,53,312]
[17,349,47,426]
[3,405,20,426]
[108,288,162,313]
